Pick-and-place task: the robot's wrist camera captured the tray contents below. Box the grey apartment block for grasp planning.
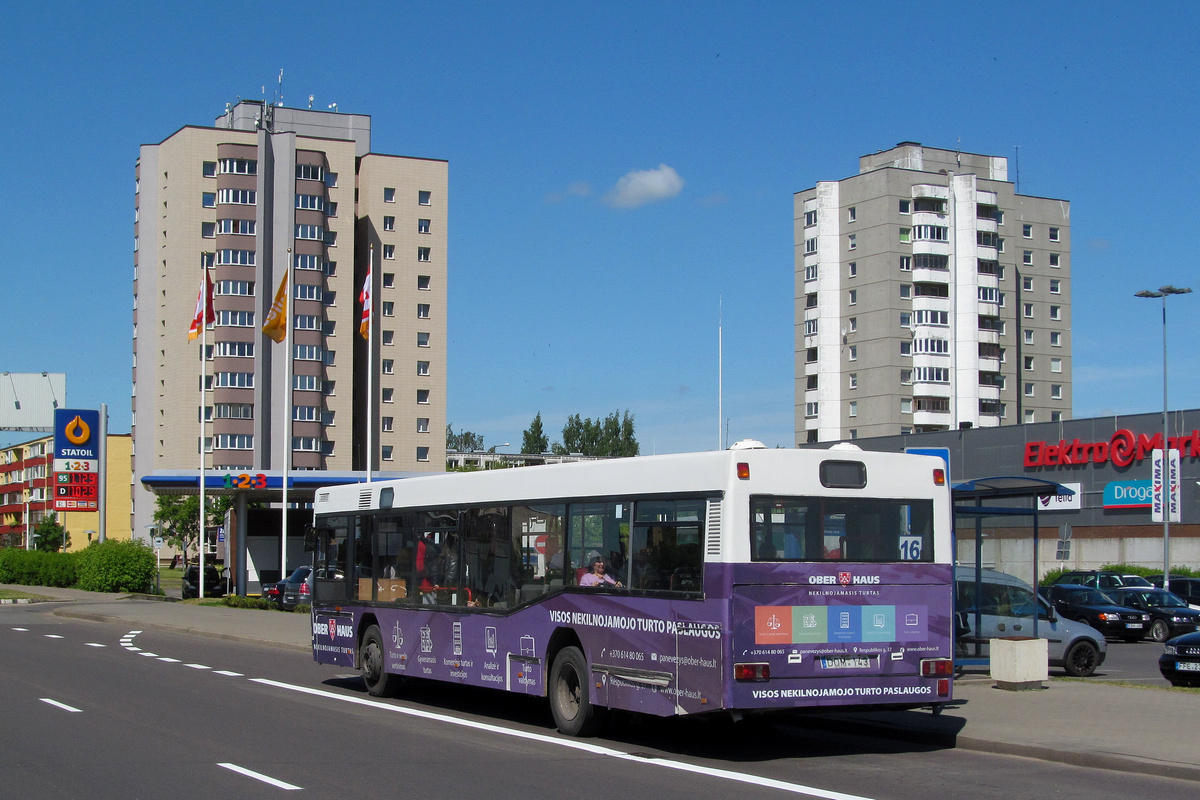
[794,142,1070,444]
[132,101,447,539]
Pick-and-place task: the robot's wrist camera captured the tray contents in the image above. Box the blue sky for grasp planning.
[3,1,1198,452]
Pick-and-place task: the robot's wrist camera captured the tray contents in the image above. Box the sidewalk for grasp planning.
[7,584,1199,782]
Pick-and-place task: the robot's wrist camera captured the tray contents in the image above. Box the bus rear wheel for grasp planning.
[361,625,393,697]
[549,646,604,736]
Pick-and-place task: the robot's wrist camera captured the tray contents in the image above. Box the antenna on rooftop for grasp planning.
[276,69,284,107]
[308,94,314,109]
[1013,145,1021,193]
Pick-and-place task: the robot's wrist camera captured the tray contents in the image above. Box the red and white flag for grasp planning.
[359,262,372,340]
[187,270,215,341]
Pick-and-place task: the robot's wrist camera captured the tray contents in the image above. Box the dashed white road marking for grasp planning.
[214,670,243,677]
[185,663,212,670]
[85,643,106,647]
[218,762,301,790]
[12,627,29,631]
[41,698,82,713]
[44,634,64,639]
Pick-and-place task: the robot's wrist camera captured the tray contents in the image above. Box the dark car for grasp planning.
[261,580,285,607]
[181,565,226,599]
[280,566,312,611]
[1148,576,1200,607]
[1159,631,1200,687]
[1042,584,1150,642]
[1108,588,1200,642]
[1051,570,1153,592]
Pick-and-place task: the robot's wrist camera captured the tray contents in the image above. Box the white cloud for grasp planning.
[605,164,684,209]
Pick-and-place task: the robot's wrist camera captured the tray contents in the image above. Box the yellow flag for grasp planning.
[262,272,288,343]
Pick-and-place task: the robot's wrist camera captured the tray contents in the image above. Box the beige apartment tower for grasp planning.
[133,101,447,537]
[794,142,1071,444]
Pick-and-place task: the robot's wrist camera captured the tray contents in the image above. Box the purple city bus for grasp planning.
[308,441,955,735]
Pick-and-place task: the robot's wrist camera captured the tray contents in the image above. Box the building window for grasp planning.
[382,388,394,403]
[1022,224,1033,239]
[216,188,256,205]
[804,264,818,281]
[296,164,324,181]
[1050,305,1062,321]
[900,284,911,299]
[417,304,430,319]
[294,314,321,330]
[848,401,858,417]
[383,330,394,346]
[417,275,431,290]
[1022,276,1034,291]
[900,341,911,356]
[294,344,323,361]
[847,234,856,250]
[219,158,257,175]
[294,374,320,391]
[847,207,856,222]
[215,310,254,327]
[417,418,430,433]
[1023,250,1033,266]
[1024,409,1036,424]
[384,187,396,203]
[1051,411,1063,422]
[215,433,254,450]
[900,256,911,271]
[913,225,948,242]
[805,292,818,309]
[1050,357,1062,373]
[1050,279,1061,294]
[848,373,857,390]
[804,210,817,226]
[900,311,911,328]
[417,361,429,376]
[1024,329,1035,344]
[1024,356,1035,371]
[214,341,254,358]
[383,216,395,232]
[295,253,324,272]
[1050,331,1062,347]
[293,283,321,301]
[418,247,431,262]
[383,272,395,288]
[295,194,325,211]
[848,262,857,278]
[382,445,394,461]
[806,374,818,390]
[293,405,319,422]
[201,222,216,238]
[805,402,819,419]
[1049,253,1061,268]
[382,301,394,317]
[417,446,430,462]
[978,286,999,303]
[848,345,858,361]
[848,317,857,333]
[900,369,913,385]
[805,347,817,363]
[804,238,817,254]
[418,219,431,234]
[202,192,216,208]
[848,289,857,306]
[901,398,912,414]
[417,332,430,347]
[382,359,394,375]
[1024,382,1035,397]
[203,161,217,177]
[295,224,324,241]
[1051,384,1063,400]
[1049,227,1060,242]
[291,436,320,453]
[977,231,999,248]
[419,190,432,205]
[383,244,395,259]
[899,199,911,214]
[417,389,430,404]
[899,227,911,243]
[1023,303,1034,319]
[214,372,254,388]
[804,319,818,336]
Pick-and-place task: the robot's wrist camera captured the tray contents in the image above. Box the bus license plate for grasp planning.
[821,657,871,669]
[1177,661,1200,672]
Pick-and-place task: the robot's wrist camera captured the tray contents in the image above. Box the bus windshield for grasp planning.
[750,495,934,563]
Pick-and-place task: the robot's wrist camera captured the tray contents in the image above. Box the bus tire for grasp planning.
[549,646,604,737]
[361,625,393,697]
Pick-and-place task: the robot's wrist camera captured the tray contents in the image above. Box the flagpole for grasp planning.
[281,249,291,582]
[367,243,374,484]
[199,269,208,598]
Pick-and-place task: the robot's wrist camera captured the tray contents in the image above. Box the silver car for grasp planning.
[955,567,1107,677]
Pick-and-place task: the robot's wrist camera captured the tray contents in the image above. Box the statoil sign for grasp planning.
[1103,480,1153,509]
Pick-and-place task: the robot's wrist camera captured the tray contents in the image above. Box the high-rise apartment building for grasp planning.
[794,142,1070,444]
[133,100,447,536]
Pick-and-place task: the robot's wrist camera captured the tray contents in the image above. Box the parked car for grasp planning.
[260,580,284,607]
[955,567,1107,677]
[1159,631,1200,688]
[1107,588,1200,642]
[1147,576,1200,609]
[280,566,313,611]
[1051,570,1153,592]
[181,565,226,599]
[1042,584,1150,642]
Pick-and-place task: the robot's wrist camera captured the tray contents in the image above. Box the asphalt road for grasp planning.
[3,603,1195,800]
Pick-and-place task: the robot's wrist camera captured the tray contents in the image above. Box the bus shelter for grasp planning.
[140,471,422,596]
[953,476,1075,667]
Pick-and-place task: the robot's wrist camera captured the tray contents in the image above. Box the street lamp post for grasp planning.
[1135,285,1193,593]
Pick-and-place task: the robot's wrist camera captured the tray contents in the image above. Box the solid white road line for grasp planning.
[218,762,301,790]
[251,678,876,800]
[40,698,82,713]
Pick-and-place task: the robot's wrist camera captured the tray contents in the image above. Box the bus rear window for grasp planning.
[750,495,933,563]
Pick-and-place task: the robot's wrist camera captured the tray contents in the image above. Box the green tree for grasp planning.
[552,410,638,457]
[521,412,549,454]
[446,424,486,453]
[32,513,69,552]
[152,495,231,568]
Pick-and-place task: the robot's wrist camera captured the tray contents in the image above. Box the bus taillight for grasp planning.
[734,662,770,682]
[737,462,750,480]
[920,658,953,677]
[937,678,950,697]
[933,468,945,486]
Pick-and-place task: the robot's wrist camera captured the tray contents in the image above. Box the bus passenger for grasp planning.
[579,556,623,588]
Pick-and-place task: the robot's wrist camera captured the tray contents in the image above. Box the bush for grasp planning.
[223,594,277,611]
[1103,563,1200,579]
[1039,566,1073,586]
[0,549,78,587]
[75,540,157,593]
